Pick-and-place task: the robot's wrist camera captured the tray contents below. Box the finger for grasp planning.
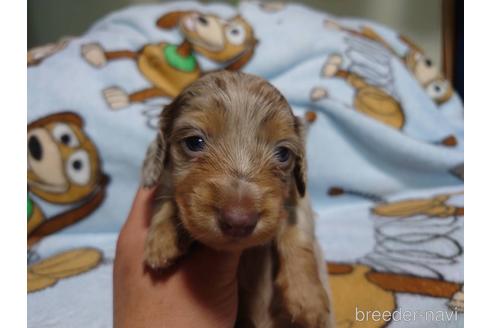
[124,187,156,232]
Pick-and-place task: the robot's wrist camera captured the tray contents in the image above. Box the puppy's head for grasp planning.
[148,71,306,251]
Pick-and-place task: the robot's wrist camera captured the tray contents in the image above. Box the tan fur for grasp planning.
[144,201,192,268]
[142,71,332,327]
[270,195,333,327]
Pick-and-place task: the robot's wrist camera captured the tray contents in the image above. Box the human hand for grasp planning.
[113,188,241,328]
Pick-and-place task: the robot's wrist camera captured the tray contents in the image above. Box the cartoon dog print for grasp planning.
[28,112,109,292]
[371,193,463,218]
[81,10,258,110]
[323,53,405,129]
[328,187,464,219]
[28,247,103,293]
[327,262,463,328]
[327,187,464,327]
[28,112,106,206]
[321,53,458,146]
[258,1,286,13]
[27,37,72,67]
[324,20,453,105]
[27,194,44,235]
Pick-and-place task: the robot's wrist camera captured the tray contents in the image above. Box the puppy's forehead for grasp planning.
[175,73,296,139]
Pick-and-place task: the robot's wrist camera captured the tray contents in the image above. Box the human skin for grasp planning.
[113,188,241,328]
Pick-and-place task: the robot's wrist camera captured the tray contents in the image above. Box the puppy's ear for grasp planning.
[293,116,307,197]
[141,101,179,187]
[156,11,189,29]
[141,130,166,188]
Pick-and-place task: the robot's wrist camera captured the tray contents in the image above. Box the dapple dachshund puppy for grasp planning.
[141,71,333,328]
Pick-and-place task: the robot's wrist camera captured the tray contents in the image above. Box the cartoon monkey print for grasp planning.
[28,112,109,292]
[82,11,258,110]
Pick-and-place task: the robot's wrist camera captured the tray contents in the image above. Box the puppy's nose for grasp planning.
[219,204,259,238]
[28,136,43,161]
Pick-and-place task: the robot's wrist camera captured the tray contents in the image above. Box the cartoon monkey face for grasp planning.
[176,12,256,62]
[406,51,453,104]
[27,112,101,204]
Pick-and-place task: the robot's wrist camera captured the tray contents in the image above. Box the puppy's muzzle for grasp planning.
[218,201,259,238]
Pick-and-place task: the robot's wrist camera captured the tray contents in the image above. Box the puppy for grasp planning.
[141,71,333,327]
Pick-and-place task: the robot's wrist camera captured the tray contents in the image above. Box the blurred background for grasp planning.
[28,0,463,97]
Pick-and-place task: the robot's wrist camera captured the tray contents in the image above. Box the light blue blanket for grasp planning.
[27,2,464,327]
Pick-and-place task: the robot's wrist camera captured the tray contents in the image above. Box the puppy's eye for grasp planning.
[184,136,205,152]
[274,147,290,163]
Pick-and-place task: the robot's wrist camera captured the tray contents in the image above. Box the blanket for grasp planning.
[27,1,464,327]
